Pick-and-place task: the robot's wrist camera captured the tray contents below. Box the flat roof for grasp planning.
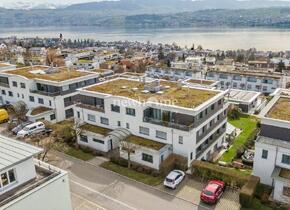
[257,136,290,150]
[187,79,215,86]
[5,66,93,82]
[81,124,112,136]
[85,79,219,109]
[127,135,166,150]
[266,97,290,122]
[0,63,12,67]
[0,135,43,171]
[229,89,260,103]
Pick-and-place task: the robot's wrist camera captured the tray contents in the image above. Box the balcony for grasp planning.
[143,117,194,131]
[76,103,105,113]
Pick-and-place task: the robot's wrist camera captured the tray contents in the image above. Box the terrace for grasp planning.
[6,66,92,82]
[86,79,218,109]
[266,97,290,122]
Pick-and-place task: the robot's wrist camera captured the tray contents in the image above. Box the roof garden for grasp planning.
[86,79,218,108]
[31,106,53,116]
[127,135,166,150]
[187,79,215,86]
[280,168,290,179]
[6,66,92,82]
[266,97,290,122]
[80,124,112,136]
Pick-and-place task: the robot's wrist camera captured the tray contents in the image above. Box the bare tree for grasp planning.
[119,138,139,169]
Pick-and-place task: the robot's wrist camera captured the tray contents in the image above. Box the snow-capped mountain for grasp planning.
[0,1,60,10]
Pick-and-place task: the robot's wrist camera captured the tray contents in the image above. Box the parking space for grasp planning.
[158,177,240,210]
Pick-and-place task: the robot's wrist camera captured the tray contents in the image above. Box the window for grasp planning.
[80,135,88,143]
[139,126,149,136]
[38,98,44,104]
[1,90,5,95]
[101,117,109,125]
[93,138,104,144]
[50,114,56,121]
[88,114,96,122]
[190,152,193,160]
[8,170,16,183]
[12,81,17,87]
[8,91,13,97]
[179,136,183,144]
[218,99,222,105]
[283,186,290,197]
[126,123,130,129]
[117,121,121,127]
[20,82,26,89]
[29,96,34,102]
[49,100,52,106]
[21,94,24,99]
[142,153,153,163]
[77,111,80,118]
[65,108,74,118]
[211,104,215,110]
[126,108,135,116]
[282,154,290,165]
[17,93,20,98]
[199,112,203,119]
[156,130,167,140]
[1,172,8,187]
[111,104,120,113]
[262,150,268,159]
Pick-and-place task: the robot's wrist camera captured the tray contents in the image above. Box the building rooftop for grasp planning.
[127,135,166,150]
[0,63,11,67]
[228,89,261,103]
[0,135,43,171]
[187,79,216,86]
[266,97,290,122]
[31,106,53,116]
[80,124,112,136]
[5,66,92,82]
[86,79,218,109]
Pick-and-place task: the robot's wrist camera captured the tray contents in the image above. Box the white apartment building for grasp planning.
[0,63,16,72]
[206,69,284,94]
[146,66,203,81]
[253,89,290,203]
[74,77,228,170]
[0,65,100,123]
[0,135,72,210]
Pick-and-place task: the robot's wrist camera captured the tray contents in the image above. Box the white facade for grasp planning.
[74,78,228,169]
[206,70,283,94]
[0,66,100,122]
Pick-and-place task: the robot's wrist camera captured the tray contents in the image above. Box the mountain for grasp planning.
[0,2,59,10]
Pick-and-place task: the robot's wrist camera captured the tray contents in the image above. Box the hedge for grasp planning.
[160,154,188,175]
[239,175,260,208]
[192,160,250,188]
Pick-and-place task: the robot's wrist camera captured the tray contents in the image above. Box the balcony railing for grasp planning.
[76,103,105,113]
[143,117,194,131]
[30,89,76,97]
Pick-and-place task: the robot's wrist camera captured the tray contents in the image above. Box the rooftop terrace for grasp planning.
[86,79,218,109]
[187,79,215,86]
[5,66,92,82]
[266,97,290,122]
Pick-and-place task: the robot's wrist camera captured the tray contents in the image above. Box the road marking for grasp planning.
[70,180,137,210]
[72,192,106,210]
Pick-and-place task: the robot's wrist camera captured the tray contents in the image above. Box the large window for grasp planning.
[142,153,153,163]
[0,169,16,189]
[80,135,88,143]
[29,96,35,102]
[156,130,167,140]
[101,117,109,125]
[20,82,26,89]
[88,114,96,122]
[12,81,17,87]
[282,154,290,165]
[93,138,105,144]
[111,104,120,113]
[126,108,136,116]
[38,98,44,104]
[139,126,149,136]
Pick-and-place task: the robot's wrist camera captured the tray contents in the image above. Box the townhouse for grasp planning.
[253,89,290,203]
[0,135,72,210]
[206,68,284,94]
[0,65,100,122]
[74,77,228,169]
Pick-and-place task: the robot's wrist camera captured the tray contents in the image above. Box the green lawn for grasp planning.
[241,198,273,210]
[54,142,95,161]
[221,115,258,163]
[101,161,164,186]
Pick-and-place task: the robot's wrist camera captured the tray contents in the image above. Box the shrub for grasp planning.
[236,147,245,159]
[192,160,249,188]
[160,154,188,175]
[239,175,260,208]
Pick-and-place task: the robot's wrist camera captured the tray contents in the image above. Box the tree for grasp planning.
[119,138,139,169]
[276,60,285,73]
[158,47,165,61]
[166,59,171,67]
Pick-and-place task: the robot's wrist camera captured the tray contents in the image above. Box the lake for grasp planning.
[0,27,290,51]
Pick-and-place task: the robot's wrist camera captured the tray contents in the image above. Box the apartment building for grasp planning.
[0,63,16,71]
[0,65,99,122]
[185,78,220,90]
[74,77,228,169]
[253,89,290,203]
[206,68,284,94]
[0,135,72,210]
[146,66,203,81]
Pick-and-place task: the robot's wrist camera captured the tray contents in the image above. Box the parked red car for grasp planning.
[200,180,225,204]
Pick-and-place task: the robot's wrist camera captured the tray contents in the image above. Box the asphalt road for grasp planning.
[50,152,209,210]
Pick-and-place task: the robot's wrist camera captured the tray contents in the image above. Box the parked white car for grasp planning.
[163,170,185,189]
[17,122,45,137]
